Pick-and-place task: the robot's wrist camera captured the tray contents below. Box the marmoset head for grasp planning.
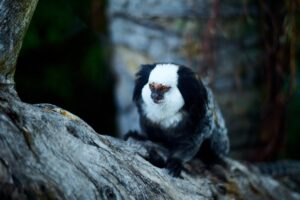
[138,63,185,126]
[133,63,207,125]
[142,64,183,105]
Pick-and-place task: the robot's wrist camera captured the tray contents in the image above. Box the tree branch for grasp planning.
[0,0,38,85]
[1,92,299,200]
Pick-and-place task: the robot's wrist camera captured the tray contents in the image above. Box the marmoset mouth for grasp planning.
[152,98,163,104]
[151,93,164,104]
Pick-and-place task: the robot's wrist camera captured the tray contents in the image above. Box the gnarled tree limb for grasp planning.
[0,0,38,85]
[1,92,299,200]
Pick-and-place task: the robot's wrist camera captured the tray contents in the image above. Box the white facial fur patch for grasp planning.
[148,64,179,86]
[141,64,185,128]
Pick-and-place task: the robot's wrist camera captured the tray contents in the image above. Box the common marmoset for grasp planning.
[128,63,229,177]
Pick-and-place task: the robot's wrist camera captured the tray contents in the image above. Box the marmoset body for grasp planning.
[131,63,229,176]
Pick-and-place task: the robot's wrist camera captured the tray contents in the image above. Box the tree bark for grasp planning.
[1,93,299,200]
[0,0,38,85]
[0,0,299,199]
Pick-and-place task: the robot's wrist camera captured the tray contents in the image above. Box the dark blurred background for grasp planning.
[16,0,115,135]
[15,0,300,161]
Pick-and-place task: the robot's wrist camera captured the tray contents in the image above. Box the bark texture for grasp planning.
[1,92,300,200]
[0,0,38,84]
[0,0,300,199]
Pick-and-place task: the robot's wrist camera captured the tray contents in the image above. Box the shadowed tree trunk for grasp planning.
[0,0,300,199]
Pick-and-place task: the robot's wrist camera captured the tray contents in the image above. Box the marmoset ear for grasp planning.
[133,64,156,103]
[177,66,207,119]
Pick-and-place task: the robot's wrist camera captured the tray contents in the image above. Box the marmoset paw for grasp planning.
[166,158,183,178]
[124,130,147,141]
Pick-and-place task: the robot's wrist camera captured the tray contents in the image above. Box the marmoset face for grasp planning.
[140,64,185,125]
[141,64,183,105]
[148,82,171,104]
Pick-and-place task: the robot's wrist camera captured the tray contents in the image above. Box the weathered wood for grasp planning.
[0,0,38,85]
[0,92,299,200]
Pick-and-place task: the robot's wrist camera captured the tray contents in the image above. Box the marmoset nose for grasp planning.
[151,92,163,103]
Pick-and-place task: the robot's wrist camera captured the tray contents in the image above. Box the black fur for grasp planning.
[124,130,147,141]
[133,64,156,103]
[177,65,208,131]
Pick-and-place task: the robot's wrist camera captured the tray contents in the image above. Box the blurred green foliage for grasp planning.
[16,0,115,134]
